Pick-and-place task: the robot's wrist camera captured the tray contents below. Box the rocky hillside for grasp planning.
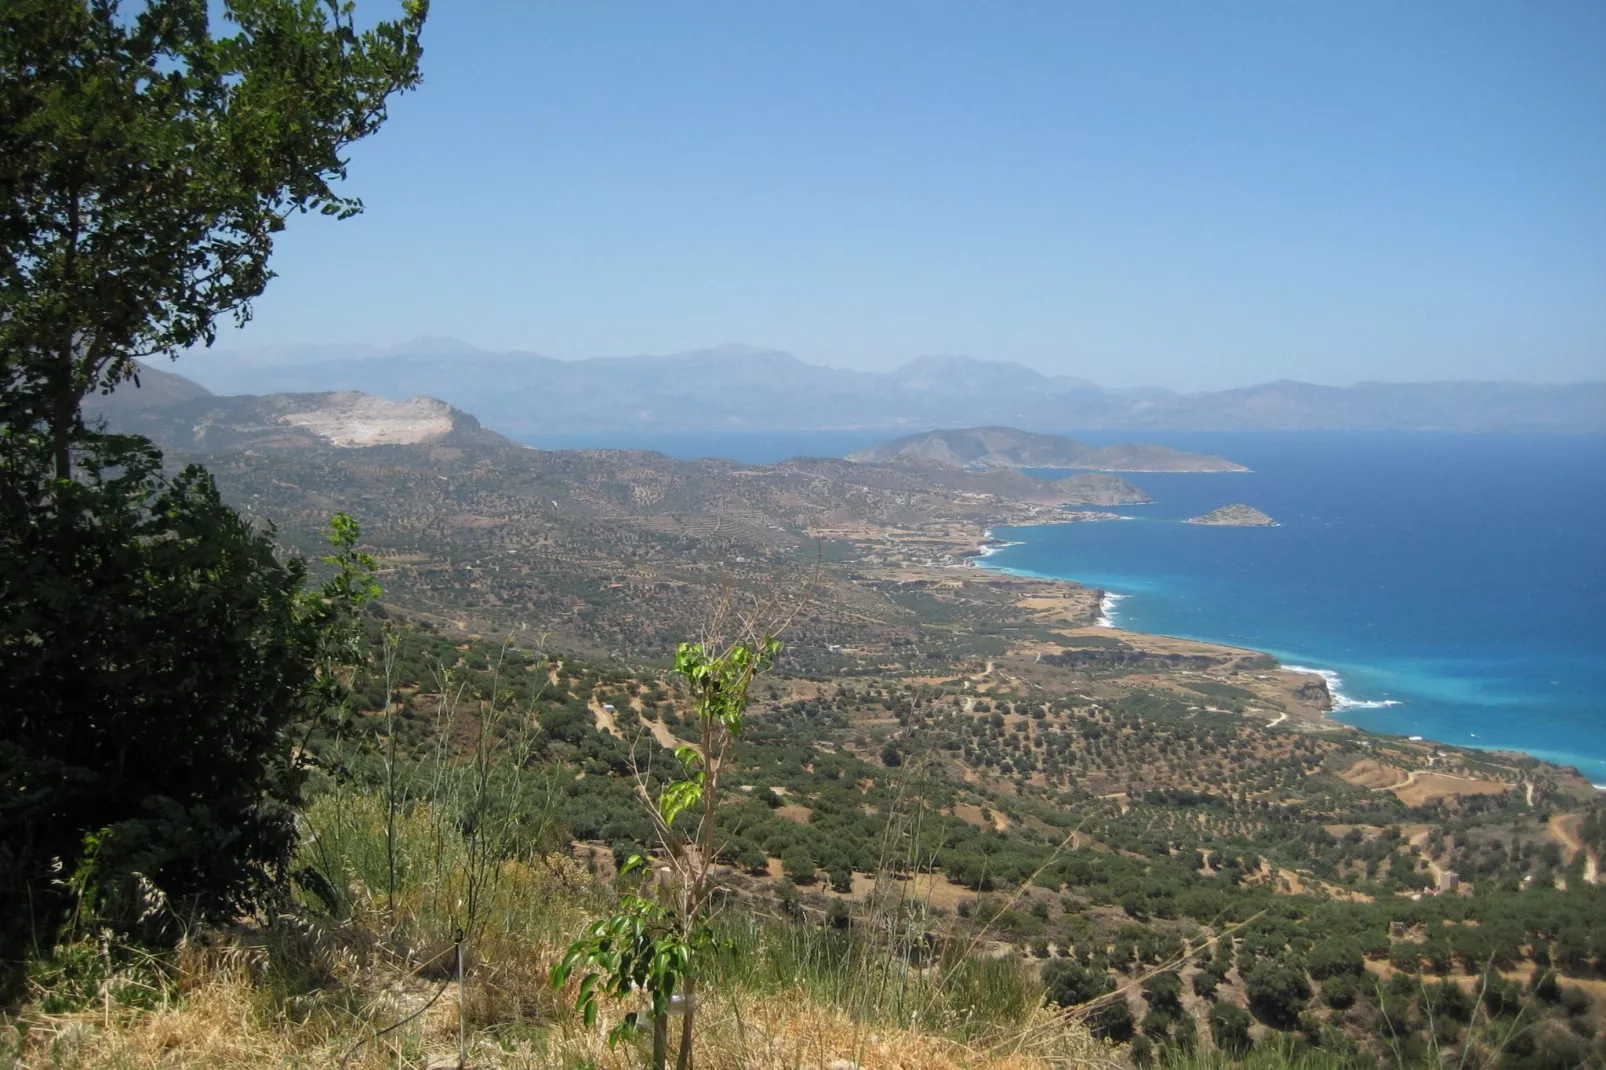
[849,426,1246,472]
[87,383,510,450]
[84,371,1160,655]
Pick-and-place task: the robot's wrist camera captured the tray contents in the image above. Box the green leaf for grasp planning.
[659,779,703,826]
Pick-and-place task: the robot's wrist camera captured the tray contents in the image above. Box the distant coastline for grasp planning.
[969,519,1606,785]
[968,546,1345,715]
[968,526,1408,710]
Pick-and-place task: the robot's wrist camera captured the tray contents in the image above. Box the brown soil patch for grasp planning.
[1394,771,1510,807]
[1548,812,1601,884]
[588,700,623,740]
[954,802,1010,832]
[1340,759,1409,790]
[1275,867,1307,895]
[775,804,812,825]
[1548,812,1586,863]
[877,871,977,911]
[1015,591,1101,626]
[1341,761,1509,805]
[643,718,688,750]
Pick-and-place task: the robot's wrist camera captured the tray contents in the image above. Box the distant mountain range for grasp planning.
[158,338,1606,434]
[83,379,1156,512]
[850,427,1247,472]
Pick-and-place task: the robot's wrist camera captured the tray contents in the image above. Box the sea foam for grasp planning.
[1285,665,1403,711]
[1096,592,1126,629]
[976,529,1024,559]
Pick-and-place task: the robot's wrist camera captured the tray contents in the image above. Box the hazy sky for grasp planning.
[224,1,1605,389]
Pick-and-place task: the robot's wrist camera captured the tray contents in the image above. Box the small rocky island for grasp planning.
[1187,504,1278,527]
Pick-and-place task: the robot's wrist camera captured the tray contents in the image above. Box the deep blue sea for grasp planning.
[517,429,1606,784]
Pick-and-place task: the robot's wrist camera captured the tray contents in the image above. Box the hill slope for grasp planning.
[88,384,512,450]
[84,361,214,415]
[86,376,1156,656]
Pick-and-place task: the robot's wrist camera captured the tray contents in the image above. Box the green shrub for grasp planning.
[1245,960,1312,1028]
[1321,973,1357,1010]
[1209,1000,1253,1056]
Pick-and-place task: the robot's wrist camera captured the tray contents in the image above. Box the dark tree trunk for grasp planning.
[675,980,695,1070]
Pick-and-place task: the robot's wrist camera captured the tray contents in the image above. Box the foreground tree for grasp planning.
[0,0,428,477]
[0,430,379,956]
[0,0,426,979]
[554,631,782,1070]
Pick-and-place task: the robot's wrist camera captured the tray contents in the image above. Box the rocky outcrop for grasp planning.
[279,392,460,446]
[1297,677,1333,707]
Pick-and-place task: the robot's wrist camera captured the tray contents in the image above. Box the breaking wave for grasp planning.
[1095,591,1126,629]
[1285,664,1403,710]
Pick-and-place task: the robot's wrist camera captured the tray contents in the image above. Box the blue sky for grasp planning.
[227,1,1605,389]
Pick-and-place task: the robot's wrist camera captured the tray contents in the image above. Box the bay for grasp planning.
[984,431,1606,786]
[517,427,1606,784]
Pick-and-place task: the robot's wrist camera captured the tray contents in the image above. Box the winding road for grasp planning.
[1548,813,1601,885]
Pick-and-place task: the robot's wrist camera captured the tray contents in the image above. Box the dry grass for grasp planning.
[11,948,1111,1070]
[7,790,1107,1070]
[14,989,1109,1070]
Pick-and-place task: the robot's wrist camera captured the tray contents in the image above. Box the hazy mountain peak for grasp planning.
[894,353,1046,381]
[167,339,1606,434]
[385,335,483,356]
[698,342,787,358]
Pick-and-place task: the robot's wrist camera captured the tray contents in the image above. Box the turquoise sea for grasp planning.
[519,429,1606,785]
[984,431,1606,786]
